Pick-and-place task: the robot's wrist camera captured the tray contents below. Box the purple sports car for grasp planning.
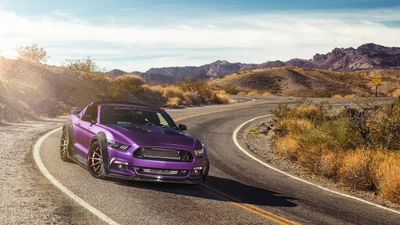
[60,101,209,184]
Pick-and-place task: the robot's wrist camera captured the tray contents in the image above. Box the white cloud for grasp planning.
[0,8,400,71]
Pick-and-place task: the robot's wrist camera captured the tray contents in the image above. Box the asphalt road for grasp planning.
[36,97,400,225]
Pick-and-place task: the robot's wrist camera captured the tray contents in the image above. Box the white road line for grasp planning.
[33,127,120,225]
[233,115,400,215]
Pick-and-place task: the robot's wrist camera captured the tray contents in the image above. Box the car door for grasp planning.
[73,104,98,159]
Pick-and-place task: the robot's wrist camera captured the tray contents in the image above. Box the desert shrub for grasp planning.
[237,91,247,96]
[269,98,400,203]
[63,56,99,79]
[274,134,300,160]
[392,89,400,98]
[149,82,229,107]
[261,92,272,97]
[16,44,49,63]
[179,80,212,99]
[107,75,146,99]
[212,93,229,104]
[247,91,259,96]
[338,150,376,191]
[224,86,239,95]
[376,152,400,203]
[179,80,228,105]
[318,150,344,179]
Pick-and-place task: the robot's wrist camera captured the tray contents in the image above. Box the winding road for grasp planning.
[34,97,400,225]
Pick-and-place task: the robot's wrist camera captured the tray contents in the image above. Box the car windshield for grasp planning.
[100,106,176,129]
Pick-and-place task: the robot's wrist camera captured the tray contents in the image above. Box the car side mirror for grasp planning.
[82,115,96,124]
[178,124,187,131]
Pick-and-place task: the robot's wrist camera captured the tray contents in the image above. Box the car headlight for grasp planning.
[194,143,206,157]
[107,140,130,150]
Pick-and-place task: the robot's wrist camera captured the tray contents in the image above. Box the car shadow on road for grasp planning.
[108,175,297,208]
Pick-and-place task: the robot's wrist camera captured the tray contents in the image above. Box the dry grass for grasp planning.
[274,134,300,160]
[261,92,273,97]
[247,91,259,96]
[332,94,343,98]
[375,152,400,203]
[215,93,230,104]
[149,82,230,107]
[338,150,375,190]
[344,94,357,98]
[237,91,247,96]
[392,89,400,97]
[269,99,400,203]
[277,118,312,135]
[318,150,344,179]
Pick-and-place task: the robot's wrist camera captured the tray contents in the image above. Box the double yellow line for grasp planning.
[174,105,300,225]
[200,184,300,225]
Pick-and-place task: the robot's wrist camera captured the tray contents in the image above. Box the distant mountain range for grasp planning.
[106,43,400,83]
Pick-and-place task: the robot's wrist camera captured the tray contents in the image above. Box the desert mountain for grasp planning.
[209,66,400,97]
[302,43,400,70]
[136,43,400,81]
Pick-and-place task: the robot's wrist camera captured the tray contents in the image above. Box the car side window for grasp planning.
[157,113,169,126]
[82,105,98,122]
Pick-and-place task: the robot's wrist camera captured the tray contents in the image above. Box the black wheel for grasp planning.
[60,128,72,162]
[87,141,105,178]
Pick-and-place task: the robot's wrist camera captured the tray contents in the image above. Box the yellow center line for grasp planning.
[173,102,300,225]
[201,188,290,225]
[201,184,301,225]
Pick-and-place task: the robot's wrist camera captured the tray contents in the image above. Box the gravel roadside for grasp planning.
[239,117,400,212]
[0,119,104,225]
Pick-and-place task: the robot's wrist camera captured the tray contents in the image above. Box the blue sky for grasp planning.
[1,0,400,71]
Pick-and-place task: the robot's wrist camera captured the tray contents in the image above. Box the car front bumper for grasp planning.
[107,172,204,184]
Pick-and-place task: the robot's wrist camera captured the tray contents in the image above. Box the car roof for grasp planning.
[91,101,162,111]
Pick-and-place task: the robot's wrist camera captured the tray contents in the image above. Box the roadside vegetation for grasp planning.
[268,98,400,203]
[0,44,230,122]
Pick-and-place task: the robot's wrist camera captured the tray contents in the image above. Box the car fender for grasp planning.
[66,119,76,156]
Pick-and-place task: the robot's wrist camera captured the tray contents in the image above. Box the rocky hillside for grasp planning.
[134,43,400,82]
[0,57,161,122]
[302,43,400,70]
[209,66,400,97]
[106,69,176,84]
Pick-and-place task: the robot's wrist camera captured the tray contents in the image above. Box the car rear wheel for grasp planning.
[88,141,105,178]
[60,128,72,162]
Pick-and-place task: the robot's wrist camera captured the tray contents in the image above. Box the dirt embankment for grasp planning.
[210,66,400,98]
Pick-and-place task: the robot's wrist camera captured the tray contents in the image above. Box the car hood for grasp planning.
[100,124,201,151]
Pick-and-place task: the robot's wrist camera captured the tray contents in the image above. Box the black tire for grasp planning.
[60,128,72,162]
[203,159,210,182]
[87,140,106,178]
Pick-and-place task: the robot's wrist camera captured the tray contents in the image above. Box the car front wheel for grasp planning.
[87,140,106,178]
[60,128,72,162]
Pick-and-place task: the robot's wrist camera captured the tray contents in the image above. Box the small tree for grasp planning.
[16,44,49,63]
[63,56,98,76]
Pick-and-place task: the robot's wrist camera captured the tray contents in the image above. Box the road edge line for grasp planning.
[33,127,120,225]
[233,115,400,216]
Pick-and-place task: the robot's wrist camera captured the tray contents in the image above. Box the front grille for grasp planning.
[133,148,193,162]
[135,167,189,176]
